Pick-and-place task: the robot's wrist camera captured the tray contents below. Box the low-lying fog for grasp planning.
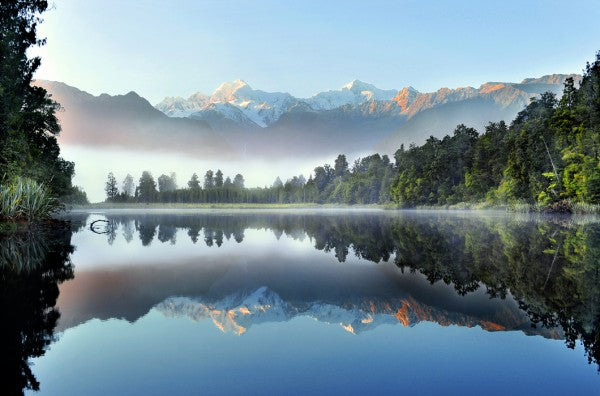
[62,145,368,203]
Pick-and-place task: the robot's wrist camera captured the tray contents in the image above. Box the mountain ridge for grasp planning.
[155,74,580,128]
[37,73,581,159]
[156,286,560,337]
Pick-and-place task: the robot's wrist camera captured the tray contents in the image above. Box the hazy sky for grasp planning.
[34,0,600,104]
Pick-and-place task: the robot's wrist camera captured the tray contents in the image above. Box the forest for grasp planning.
[103,153,395,205]
[392,55,600,209]
[103,51,600,210]
[0,1,87,225]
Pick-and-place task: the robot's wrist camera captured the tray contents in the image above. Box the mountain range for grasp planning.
[157,286,558,337]
[37,73,580,159]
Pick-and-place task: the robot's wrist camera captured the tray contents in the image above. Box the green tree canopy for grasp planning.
[0,0,75,197]
[138,171,157,203]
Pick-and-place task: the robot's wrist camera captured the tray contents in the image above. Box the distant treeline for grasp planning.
[104,52,600,209]
[104,153,395,204]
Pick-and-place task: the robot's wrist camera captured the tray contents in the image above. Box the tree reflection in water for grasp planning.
[3,210,599,396]
[93,212,600,369]
[0,226,74,395]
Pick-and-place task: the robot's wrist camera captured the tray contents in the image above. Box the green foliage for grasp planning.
[390,51,600,210]
[465,121,509,200]
[0,176,61,221]
[214,169,224,187]
[60,186,89,205]
[233,174,244,188]
[0,1,75,199]
[187,173,200,189]
[157,172,177,193]
[392,125,478,206]
[137,171,157,203]
[105,172,118,201]
[103,155,394,205]
[204,170,214,189]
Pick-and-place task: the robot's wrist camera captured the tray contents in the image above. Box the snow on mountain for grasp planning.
[306,79,399,111]
[155,286,510,336]
[191,102,263,129]
[154,74,579,131]
[156,79,299,128]
[155,92,210,117]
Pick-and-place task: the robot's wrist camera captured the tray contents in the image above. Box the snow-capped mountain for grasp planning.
[306,79,399,111]
[155,74,580,134]
[156,79,300,128]
[38,73,581,160]
[156,93,209,117]
[156,286,550,336]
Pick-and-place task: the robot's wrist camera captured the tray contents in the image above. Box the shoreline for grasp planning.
[69,202,386,210]
[65,201,600,215]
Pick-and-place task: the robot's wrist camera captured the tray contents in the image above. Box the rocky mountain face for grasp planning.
[156,74,579,125]
[157,79,301,128]
[38,74,581,159]
[154,74,580,156]
[156,286,559,337]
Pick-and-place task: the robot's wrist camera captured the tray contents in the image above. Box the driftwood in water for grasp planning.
[90,219,110,234]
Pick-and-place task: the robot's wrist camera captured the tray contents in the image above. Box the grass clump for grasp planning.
[0,177,61,222]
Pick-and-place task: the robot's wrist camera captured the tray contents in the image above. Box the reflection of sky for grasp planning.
[71,213,369,271]
[28,211,600,394]
[31,311,598,395]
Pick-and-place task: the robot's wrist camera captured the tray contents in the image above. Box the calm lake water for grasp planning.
[2,209,600,395]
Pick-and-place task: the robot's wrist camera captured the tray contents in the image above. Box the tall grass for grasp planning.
[0,177,61,221]
[0,231,48,272]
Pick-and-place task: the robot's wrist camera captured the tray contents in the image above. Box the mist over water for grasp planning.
[61,145,353,202]
[3,209,600,394]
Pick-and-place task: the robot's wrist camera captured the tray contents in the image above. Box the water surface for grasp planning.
[3,209,599,395]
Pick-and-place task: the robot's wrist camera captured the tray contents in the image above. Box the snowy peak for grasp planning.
[307,80,398,110]
[343,79,380,93]
[210,79,252,103]
[155,92,210,117]
[156,80,300,127]
[155,73,580,128]
[155,286,524,336]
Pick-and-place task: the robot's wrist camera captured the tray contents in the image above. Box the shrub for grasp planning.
[60,186,89,205]
[0,177,61,221]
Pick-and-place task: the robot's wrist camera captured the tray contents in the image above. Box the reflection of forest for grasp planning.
[83,211,600,368]
[2,210,598,396]
[0,226,74,395]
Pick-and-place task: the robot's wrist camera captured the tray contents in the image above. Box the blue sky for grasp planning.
[35,0,600,103]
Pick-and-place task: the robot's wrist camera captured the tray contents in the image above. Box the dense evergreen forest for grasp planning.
[393,55,600,209]
[0,1,87,223]
[105,52,600,210]
[104,153,395,205]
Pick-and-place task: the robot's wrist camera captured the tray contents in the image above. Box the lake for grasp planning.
[2,209,599,395]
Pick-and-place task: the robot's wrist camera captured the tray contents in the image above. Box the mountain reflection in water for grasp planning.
[64,211,599,361]
[2,209,600,395]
